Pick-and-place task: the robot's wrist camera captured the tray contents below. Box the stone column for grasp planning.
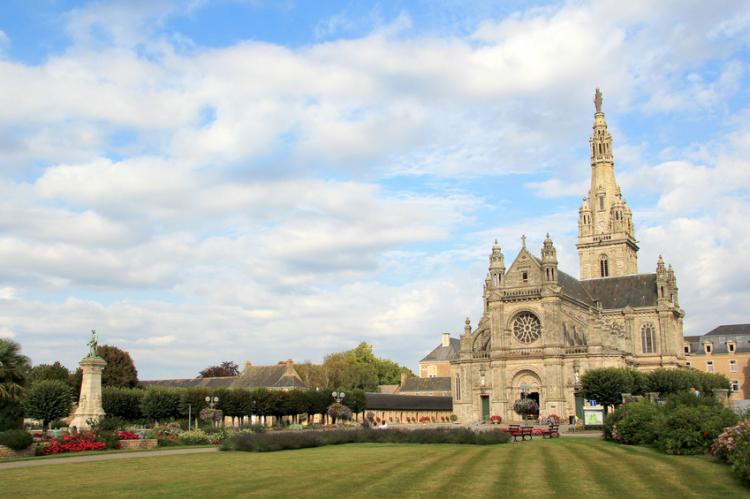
[70,356,107,430]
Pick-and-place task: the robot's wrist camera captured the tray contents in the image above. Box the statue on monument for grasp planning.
[87,329,98,357]
[594,88,603,113]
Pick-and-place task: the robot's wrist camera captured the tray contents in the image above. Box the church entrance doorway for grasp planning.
[481,395,490,422]
[528,392,540,418]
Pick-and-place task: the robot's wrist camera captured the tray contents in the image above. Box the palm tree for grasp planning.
[0,339,30,402]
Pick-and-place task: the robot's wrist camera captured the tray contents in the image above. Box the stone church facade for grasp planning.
[451,90,687,423]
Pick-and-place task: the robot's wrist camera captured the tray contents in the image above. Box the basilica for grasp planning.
[451,90,687,423]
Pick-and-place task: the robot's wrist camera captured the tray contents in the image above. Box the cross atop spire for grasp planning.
[521,234,527,248]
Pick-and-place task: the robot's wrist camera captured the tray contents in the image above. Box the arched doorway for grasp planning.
[511,370,543,420]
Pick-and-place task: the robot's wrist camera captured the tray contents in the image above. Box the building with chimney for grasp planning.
[451,90,687,423]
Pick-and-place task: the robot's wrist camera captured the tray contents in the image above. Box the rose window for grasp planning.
[513,313,542,343]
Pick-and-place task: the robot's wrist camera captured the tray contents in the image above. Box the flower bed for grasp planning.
[490,416,502,424]
[43,433,107,455]
[118,431,140,440]
[711,419,750,483]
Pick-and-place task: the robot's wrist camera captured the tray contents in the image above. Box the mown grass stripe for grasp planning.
[498,441,558,498]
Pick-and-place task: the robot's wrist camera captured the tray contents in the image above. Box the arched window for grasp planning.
[600,254,609,277]
[641,324,656,353]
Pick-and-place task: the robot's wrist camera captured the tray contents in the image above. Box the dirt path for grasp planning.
[0,446,218,470]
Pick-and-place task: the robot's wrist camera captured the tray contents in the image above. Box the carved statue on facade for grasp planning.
[594,88,603,113]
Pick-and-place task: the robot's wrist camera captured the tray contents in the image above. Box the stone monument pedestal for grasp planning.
[70,356,107,430]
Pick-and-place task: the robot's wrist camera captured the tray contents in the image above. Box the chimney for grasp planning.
[400,372,408,386]
[244,361,252,373]
[285,359,294,374]
[442,332,451,347]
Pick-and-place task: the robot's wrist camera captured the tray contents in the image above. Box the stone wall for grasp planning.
[0,445,35,458]
[118,439,158,450]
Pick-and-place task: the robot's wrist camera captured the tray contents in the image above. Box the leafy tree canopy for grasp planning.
[0,339,30,402]
[97,345,139,388]
[22,380,72,430]
[29,361,71,384]
[199,361,240,378]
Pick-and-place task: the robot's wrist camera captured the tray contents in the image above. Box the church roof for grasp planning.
[398,377,452,393]
[365,393,453,411]
[580,273,658,309]
[141,364,306,390]
[420,338,460,362]
[705,324,750,336]
[558,270,595,305]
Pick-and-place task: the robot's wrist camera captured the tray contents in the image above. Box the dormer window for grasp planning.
[728,342,736,353]
[684,344,690,354]
[705,343,712,354]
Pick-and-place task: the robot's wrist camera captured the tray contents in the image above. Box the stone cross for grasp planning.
[521,234,527,248]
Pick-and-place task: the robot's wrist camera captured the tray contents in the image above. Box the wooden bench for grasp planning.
[542,423,560,438]
[505,425,533,441]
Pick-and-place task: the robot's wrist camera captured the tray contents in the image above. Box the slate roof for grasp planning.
[365,393,453,411]
[580,273,659,309]
[420,338,460,362]
[705,324,750,336]
[558,270,595,306]
[142,364,305,390]
[684,324,750,355]
[398,377,451,393]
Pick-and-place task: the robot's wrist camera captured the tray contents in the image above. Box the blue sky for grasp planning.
[1,1,749,378]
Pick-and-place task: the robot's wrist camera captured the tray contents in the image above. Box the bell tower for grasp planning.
[577,89,638,280]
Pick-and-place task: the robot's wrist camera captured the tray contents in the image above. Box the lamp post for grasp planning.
[332,391,345,403]
[205,396,220,427]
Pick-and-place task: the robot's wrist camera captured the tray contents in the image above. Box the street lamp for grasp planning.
[332,391,345,403]
[205,396,219,408]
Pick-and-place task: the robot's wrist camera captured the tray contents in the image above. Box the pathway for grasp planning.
[0,446,218,470]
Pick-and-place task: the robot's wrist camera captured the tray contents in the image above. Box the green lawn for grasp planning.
[1,438,747,498]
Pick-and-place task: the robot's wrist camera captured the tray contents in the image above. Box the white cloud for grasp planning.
[0,326,16,339]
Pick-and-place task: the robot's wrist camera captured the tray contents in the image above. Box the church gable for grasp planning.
[504,246,543,288]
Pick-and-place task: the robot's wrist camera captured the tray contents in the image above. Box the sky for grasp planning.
[1,0,750,379]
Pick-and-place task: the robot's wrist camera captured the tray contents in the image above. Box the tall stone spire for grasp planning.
[577,89,638,280]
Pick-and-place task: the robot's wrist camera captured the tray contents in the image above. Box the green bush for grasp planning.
[141,388,181,421]
[178,430,211,445]
[0,401,24,431]
[605,399,660,445]
[22,380,73,430]
[102,386,144,421]
[655,403,737,455]
[0,429,33,450]
[730,437,750,483]
[221,428,510,452]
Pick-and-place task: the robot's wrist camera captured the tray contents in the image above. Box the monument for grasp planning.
[70,330,107,430]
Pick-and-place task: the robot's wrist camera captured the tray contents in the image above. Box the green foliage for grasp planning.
[179,387,210,417]
[0,339,30,403]
[0,429,33,450]
[179,430,211,445]
[22,380,72,430]
[604,399,660,444]
[89,416,125,449]
[221,428,511,452]
[102,386,144,421]
[305,390,332,418]
[140,388,181,421]
[97,345,139,388]
[0,401,24,431]
[343,389,366,414]
[29,361,71,384]
[655,402,738,455]
[287,389,311,416]
[730,434,750,483]
[647,368,729,396]
[199,361,239,378]
[581,368,638,411]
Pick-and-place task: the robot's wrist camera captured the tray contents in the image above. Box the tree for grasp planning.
[581,368,635,414]
[97,345,139,388]
[29,361,71,385]
[0,339,31,431]
[22,380,72,430]
[343,389,366,417]
[102,386,144,421]
[199,361,239,378]
[140,388,181,421]
[0,339,30,403]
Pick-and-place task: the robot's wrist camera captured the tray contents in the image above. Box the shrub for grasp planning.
[221,428,510,452]
[0,429,33,450]
[604,399,660,445]
[711,419,750,483]
[22,380,73,430]
[141,388,181,421]
[655,404,737,455]
[89,416,126,448]
[179,430,211,445]
[102,386,144,421]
